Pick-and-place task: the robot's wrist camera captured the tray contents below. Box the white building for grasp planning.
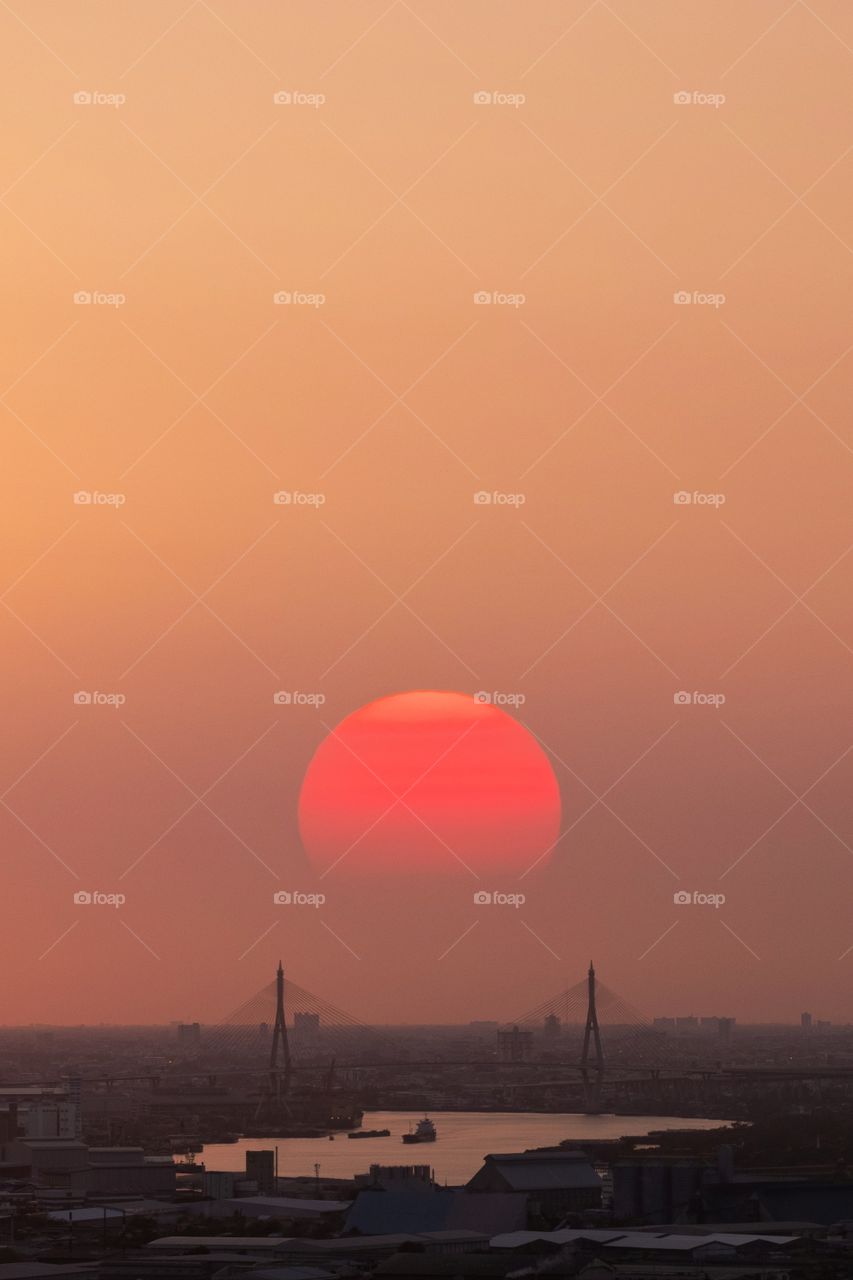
[23,1101,80,1140]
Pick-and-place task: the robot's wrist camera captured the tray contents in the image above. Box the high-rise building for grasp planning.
[497,1026,533,1062]
[177,1022,201,1046]
[23,1102,79,1140]
[246,1149,276,1195]
[801,1012,812,1030]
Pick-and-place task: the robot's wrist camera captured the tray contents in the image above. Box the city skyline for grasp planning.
[0,951,843,1031]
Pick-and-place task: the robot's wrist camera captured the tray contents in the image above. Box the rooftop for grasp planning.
[220,1194,349,1214]
[0,1267,97,1278]
[148,1235,289,1251]
[484,1149,593,1162]
[477,1151,601,1192]
[48,1206,126,1222]
[491,1229,799,1252]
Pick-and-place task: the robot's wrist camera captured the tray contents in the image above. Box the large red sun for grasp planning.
[299,690,561,875]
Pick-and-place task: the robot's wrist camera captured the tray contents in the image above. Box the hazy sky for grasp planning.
[1,0,852,1027]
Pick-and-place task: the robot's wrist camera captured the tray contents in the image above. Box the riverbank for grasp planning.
[184,1109,734,1184]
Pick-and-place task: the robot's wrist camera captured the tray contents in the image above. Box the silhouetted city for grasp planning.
[3,962,853,1275]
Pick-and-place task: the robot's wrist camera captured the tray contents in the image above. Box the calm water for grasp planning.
[190,1110,731,1185]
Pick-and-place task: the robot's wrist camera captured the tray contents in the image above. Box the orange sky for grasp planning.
[1,0,852,1026]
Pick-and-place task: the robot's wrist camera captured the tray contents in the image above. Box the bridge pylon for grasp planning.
[580,961,605,1112]
[254,960,292,1122]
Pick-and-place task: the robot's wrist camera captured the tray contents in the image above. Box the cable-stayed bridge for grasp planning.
[16,962,690,1122]
[8,962,850,1136]
[165,960,681,1122]
[5,961,668,1085]
[10,964,846,1125]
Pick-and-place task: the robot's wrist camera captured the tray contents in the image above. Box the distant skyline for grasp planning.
[0,1008,839,1030]
[2,0,852,1026]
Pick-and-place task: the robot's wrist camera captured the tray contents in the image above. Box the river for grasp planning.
[188,1110,731,1185]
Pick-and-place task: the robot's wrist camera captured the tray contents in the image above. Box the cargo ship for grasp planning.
[402,1117,437,1144]
[347,1128,391,1139]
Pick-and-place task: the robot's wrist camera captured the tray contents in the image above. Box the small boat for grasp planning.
[347,1128,391,1139]
[402,1117,437,1144]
